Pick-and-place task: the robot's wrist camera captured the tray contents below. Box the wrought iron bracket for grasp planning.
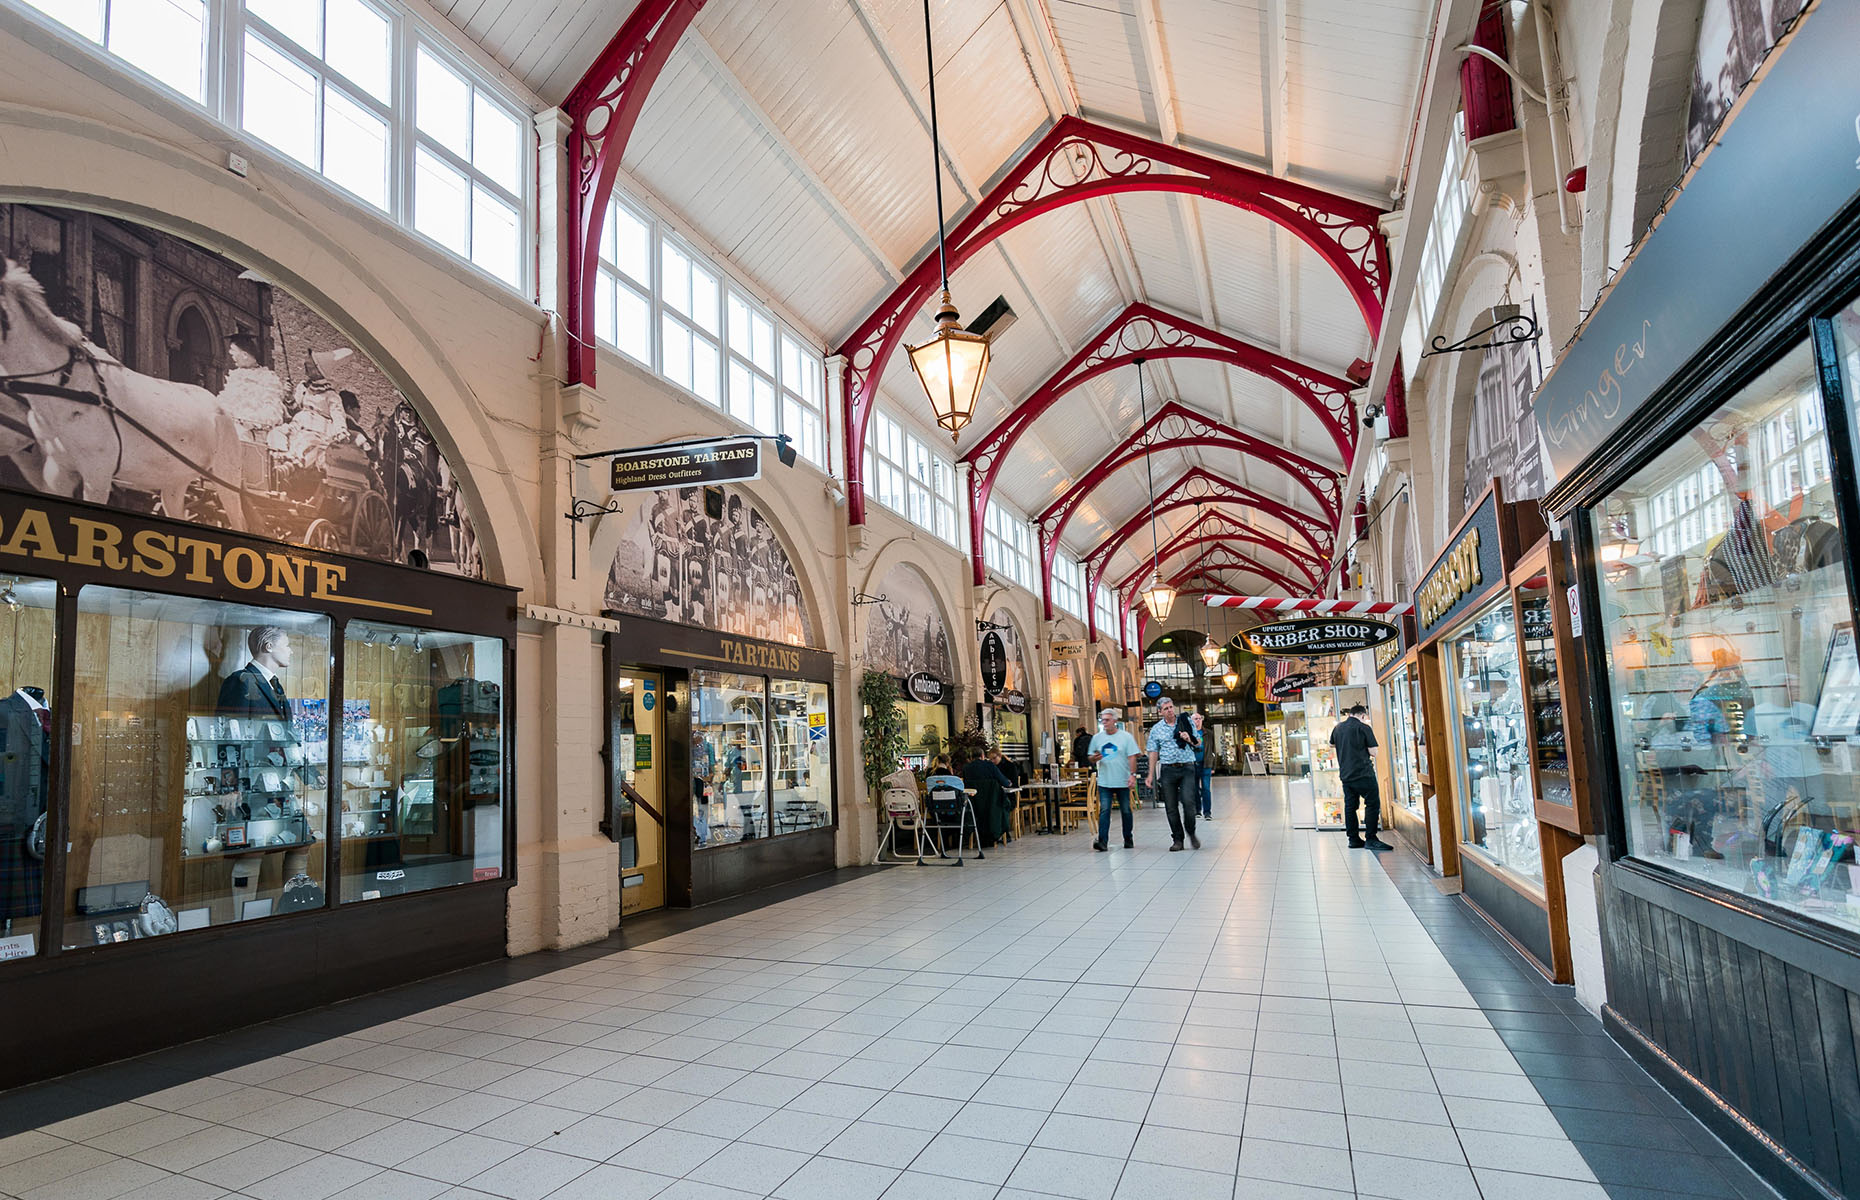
[562,498,624,580]
[1420,299,1540,359]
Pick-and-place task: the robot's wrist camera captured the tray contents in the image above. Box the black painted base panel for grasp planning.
[1606,1006,1834,1200]
[1460,851,1555,972]
[688,828,836,907]
[0,883,509,1091]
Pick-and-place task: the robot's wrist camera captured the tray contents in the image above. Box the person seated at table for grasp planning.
[927,754,952,776]
[987,748,1026,789]
[955,750,1013,847]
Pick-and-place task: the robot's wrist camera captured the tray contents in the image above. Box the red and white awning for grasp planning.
[1203,596,1413,616]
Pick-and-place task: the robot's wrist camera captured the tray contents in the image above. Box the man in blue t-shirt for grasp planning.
[1088,708,1142,851]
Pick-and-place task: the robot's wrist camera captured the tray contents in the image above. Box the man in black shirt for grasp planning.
[1330,704,1390,850]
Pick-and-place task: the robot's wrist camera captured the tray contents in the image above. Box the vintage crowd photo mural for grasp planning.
[604,486,811,646]
[860,564,953,682]
[1686,0,1804,161]
[0,204,481,575]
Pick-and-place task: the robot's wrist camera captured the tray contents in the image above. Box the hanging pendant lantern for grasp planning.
[1198,638,1222,670]
[1222,662,1240,691]
[908,291,991,441]
[1141,579,1176,621]
[906,0,990,441]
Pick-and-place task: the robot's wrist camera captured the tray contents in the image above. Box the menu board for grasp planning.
[1812,623,1860,738]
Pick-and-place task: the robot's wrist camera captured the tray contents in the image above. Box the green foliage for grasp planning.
[947,717,993,765]
[859,671,910,801]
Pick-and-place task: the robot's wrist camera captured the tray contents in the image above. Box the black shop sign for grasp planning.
[905,672,945,705]
[1270,672,1317,699]
[1415,490,1505,637]
[610,439,761,493]
[1236,618,1399,657]
[979,631,1007,694]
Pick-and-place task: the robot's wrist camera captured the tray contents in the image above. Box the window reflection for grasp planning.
[1599,339,1859,924]
[0,577,57,958]
[692,671,766,847]
[340,621,504,901]
[67,591,331,946]
[1447,598,1542,880]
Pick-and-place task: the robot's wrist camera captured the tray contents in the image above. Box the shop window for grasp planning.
[243,0,392,212]
[339,621,503,902]
[692,671,766,848]
[769,678,831,834]
[1596,339,1858,925]
[1445,597,1541,880]
[0,577,57,960]
[66,592,332,947]
[26,0,208,102]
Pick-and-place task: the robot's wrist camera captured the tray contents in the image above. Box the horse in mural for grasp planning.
[0,260,244,525]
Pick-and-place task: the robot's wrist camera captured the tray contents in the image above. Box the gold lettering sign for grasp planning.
[1418,527,1483,629]
[1375,635,1400,672]
[0,506,431,617]
[718,635,802,674]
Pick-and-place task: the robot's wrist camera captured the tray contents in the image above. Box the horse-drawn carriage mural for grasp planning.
[0,203,481,576]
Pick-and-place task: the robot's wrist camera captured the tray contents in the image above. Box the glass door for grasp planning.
[613,669,665,915]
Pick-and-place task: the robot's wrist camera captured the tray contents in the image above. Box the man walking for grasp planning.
[1190,710,1214,820]
[1331,704,1390,850]
[1071,723,1093,772]
[1146,696,1201,851]
[1088,708,1141,851]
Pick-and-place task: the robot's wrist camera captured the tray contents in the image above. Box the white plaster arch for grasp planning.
[582,443,846,659]
[853,546,969,695]
[0,105,539,593]
[1431,247,1528,546]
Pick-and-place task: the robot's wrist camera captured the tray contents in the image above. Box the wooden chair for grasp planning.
[1058,778,1094,833]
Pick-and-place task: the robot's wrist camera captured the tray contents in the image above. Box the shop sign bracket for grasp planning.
[1420,299,1540,360]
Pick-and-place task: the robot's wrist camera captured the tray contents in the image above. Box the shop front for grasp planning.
[601,487,834,909]
[979,608,1033,764]
[1376,622,1436,864]
[1537,7,1860,1193]
[0,204,513,1088]
[1414,483,1584,981]
[860,565,956,768]
[0,491,514,1087]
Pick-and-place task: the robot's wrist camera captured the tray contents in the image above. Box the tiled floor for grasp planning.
[0,778,1776,1200]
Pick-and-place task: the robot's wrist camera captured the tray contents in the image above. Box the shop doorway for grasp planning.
[612,668,666,915]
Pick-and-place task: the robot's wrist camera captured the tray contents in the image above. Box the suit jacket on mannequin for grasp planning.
[218,663,290,719]
[0,690,50,920]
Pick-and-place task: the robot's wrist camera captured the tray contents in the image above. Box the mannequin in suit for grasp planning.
[0,687,49,924]
[217,627,310,896]
[218,626,293,719]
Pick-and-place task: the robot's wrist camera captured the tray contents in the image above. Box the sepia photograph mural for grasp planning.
[1686,0,1804,161]
[604,486,811,646]
[0,204,481,575]
[860,564,953,682]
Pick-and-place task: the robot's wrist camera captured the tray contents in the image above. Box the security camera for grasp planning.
[824,480,847,507]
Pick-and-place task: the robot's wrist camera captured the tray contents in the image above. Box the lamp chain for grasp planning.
[922,0,949,295]
[1139,359,1162,582]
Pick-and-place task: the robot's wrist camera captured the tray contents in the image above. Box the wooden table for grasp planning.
[1016,782,1080,833]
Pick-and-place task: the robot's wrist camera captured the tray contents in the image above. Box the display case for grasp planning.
[1282,702,1315,825]
[1444,597,1542,883]
[1303,686,1368,830]
[1517,574,1574,817]
[1383,668,1422,819]
[1261,718,1285,773]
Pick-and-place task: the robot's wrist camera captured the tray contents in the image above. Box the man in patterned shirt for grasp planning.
[1146,695,1202,851]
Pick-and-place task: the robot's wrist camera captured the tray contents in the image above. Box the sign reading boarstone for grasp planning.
[610,439,762,493]
[1235,617,1399,657]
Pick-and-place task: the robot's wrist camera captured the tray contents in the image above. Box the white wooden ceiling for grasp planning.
[431,0,1434,591]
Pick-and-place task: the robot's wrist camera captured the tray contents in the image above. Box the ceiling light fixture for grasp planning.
[1134,358,1174,622]
[905,0,990,443]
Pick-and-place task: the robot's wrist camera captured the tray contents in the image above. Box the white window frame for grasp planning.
[861,405,961,545]
[9,0,535,294]
[985,500,1037,593]
[1094,584,1118,633]
[596,190,830,471]
[1053,554,1084,618]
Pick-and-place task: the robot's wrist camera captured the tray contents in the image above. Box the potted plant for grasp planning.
[859,670,909,802]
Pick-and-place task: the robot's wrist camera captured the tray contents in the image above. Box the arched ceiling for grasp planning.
[433,0,1438,595]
